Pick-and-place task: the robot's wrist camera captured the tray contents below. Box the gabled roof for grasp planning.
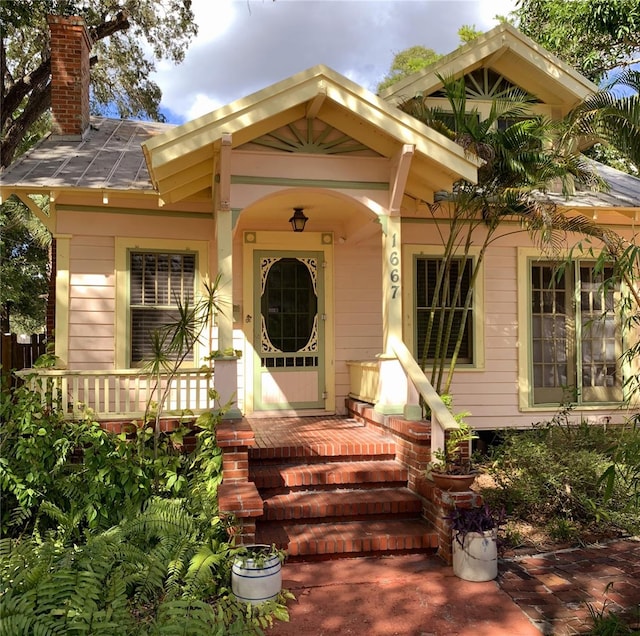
[380,23,598,112]
[142,65,482,205]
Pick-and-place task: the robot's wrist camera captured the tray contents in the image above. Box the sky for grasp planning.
[152,0,519,124]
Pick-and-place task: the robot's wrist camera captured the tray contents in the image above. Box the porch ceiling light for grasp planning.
[289,207,308,232]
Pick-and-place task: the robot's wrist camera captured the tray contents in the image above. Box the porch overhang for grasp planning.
[142,65,481,207]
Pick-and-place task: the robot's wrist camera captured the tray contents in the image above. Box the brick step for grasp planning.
[256,518,438,558]
[250,460,409,491]
[249,439,395,463]
[262,487,423,521]
[248,452,396,465]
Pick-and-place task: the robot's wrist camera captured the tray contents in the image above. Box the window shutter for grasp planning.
[415,257,473,364]
[130,252,196,365]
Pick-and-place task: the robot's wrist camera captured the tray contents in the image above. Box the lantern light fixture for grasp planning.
[289,207,308,232]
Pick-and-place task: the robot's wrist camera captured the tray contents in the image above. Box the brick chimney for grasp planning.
[47,15,92,139]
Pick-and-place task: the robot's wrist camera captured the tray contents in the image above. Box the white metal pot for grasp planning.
[231,545,282,604]
[452,530,497,582]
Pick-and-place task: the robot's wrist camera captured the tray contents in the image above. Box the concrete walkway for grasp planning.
[268,538,640,636]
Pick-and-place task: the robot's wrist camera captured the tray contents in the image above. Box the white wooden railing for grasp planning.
[347,337,459,462]
[16,368,214,421]
[389,337,460,462]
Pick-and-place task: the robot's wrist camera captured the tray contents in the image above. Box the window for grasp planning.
[129,251,196,365]
[415,257,473,364]
[530,260,622,405]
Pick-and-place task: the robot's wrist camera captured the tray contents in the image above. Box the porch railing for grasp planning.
[16,368,214,421]
[389,336,459,463]
[347,337,459,462]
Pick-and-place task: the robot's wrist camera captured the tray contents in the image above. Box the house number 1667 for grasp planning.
[389,233,399,299]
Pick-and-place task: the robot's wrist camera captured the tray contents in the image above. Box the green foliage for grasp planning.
[481,408,640,537]
[516,0,640,84]
[429,395,476,474]
[587,585,640,635]
[0,499,289,635]
[2,0,198,167]
[0,375,289,634]
[377,45,442,93]
[0,197,50,334]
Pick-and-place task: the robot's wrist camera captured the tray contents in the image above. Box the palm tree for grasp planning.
[568,70,640,171]
[399,75,618,395]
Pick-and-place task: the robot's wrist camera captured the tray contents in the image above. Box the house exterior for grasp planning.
[3,17,640,438]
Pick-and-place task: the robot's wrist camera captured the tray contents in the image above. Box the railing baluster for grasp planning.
[14,368,213,421]
[103,375,109,417]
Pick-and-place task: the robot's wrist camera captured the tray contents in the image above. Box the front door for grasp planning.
[253,251,325,410]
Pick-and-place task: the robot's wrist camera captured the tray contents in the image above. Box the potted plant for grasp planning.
[447,505,504,581]
[428,420,478,491]
[231,544,286,605]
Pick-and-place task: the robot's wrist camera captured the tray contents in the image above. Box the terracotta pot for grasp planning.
[431,472,476,492]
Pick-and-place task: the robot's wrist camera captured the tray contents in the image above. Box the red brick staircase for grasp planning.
[248,417,438,559]
[217,407,483,564]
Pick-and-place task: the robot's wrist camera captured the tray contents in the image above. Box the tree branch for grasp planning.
[89,10,130,43]
[1,79,51,169]
[3,58,52,125]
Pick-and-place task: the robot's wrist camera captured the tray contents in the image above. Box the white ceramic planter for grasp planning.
[231,545,282,604]
[452,530,498,582]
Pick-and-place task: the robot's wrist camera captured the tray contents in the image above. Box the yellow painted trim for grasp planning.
[402,244,485,371]
[143,66,481,204]
[242,231,335,414]
[114,238,209,369]
[54,235,71,368]
[381,22,597,103]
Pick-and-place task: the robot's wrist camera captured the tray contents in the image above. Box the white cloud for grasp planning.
[191,0,237,46]
[186,93,224,120]
[153,0,520,122]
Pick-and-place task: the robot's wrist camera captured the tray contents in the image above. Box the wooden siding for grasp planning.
[68,236,115,368]
[334,235,383,413]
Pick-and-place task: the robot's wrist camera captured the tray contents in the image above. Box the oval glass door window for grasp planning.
[262,257,318,352]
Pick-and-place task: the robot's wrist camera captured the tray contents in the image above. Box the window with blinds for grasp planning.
[415,257,473,364]
[130,252,196,365]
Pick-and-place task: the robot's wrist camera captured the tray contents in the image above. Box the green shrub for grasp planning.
[480,408,640,537]
[0,375,199,538]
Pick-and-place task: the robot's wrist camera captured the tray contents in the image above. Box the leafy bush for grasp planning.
[0,375,198,538]
[0,499,289,635]
[480,408,640,538]
[0,374,289,634]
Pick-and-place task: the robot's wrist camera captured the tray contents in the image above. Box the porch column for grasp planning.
[215,133,241,419]
[375,215,406,416]
[375,145,414,416]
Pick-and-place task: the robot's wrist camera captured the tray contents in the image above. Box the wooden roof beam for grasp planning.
[306,86,327,119]
[389,144,414,216]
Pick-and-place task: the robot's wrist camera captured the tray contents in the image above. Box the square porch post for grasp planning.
[215,134,242,419]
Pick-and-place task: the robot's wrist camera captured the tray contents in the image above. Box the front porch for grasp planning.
[217,401,482,563]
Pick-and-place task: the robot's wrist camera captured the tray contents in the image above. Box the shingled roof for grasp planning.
[1,117,171,192]
[2,116,640,213]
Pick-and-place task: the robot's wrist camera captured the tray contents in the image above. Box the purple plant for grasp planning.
[446,504,505,545]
